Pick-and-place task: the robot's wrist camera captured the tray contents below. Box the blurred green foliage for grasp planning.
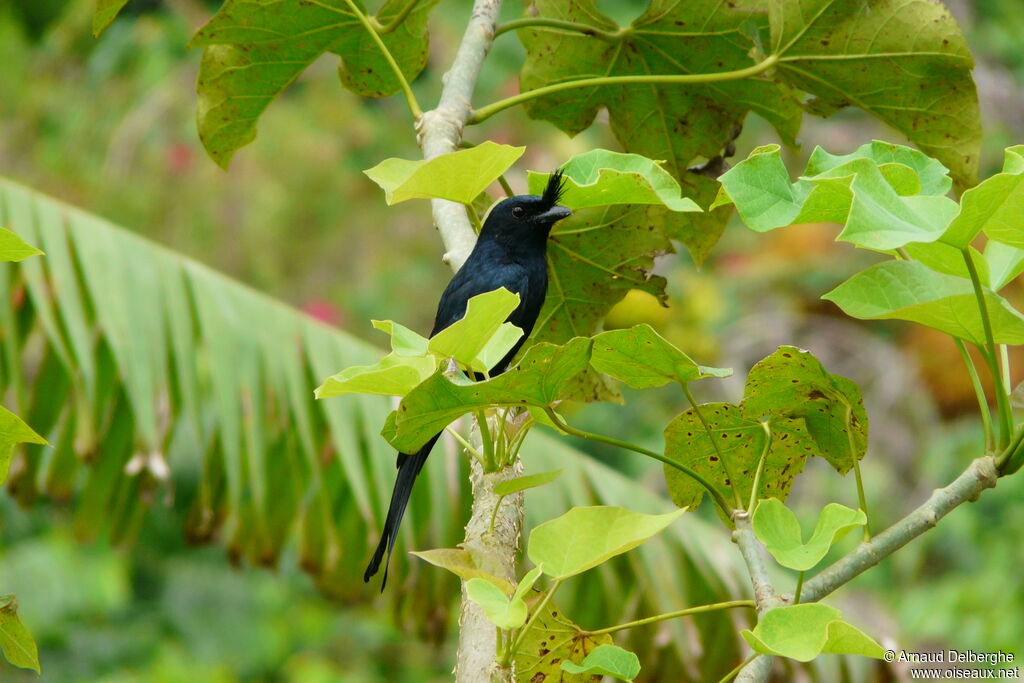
[0,0,1023,680]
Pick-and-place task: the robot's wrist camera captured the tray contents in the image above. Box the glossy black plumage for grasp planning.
[364,171,571,589]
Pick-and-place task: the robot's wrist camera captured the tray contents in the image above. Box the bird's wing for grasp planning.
[429,262,530,337]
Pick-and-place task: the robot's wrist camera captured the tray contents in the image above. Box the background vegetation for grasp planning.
[0,0,1022,680]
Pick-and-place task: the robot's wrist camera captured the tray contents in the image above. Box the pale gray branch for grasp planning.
[733,455,1000,681]
[412,1,512,680]
[417,0,503,271]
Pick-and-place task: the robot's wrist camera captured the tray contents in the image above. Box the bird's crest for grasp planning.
[541,168,568,210]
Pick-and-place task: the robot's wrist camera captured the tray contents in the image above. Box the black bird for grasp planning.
[364,171,571,588]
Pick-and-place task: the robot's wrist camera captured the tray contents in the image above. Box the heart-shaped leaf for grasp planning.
[409,548,512,593]
[560,644,641,682]
[715,142,958,251]
[0,406,48,485]
[0,595,40,673]
[364,142,525,205]
[386,338,593,452]
[0,228,43,262]
[527,506,685,580]
[741,347,867,475]
[590,324,731,389]
[752,499,866,571]
[741,604,885,662]
[314,353,437,398]
[466,578,528,630]
[493,470,563,497]
[514,597,612,682]
[663,405,813,513]
[428,288,523,374]
[823,260,1024,345]
[527,150,700,212]
[942,145,1024,248]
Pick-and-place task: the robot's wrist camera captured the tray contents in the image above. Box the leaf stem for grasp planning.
[446,424,483,465]
[962,248,1013,447]
[747,420,772,513]
[502,579,562,665]
[494,17,625,41]
[375,0,424,34]
[846,406,870,541]
[719,654,759,683]
[497,174,514,198]
[468,54,779,123]
[476,409,497,471]
[955,338,995,452]
[683,384,745,510]
[339,0,423,119]
[583,600,755,636]
[793,570,805,604]
[543,407,734,519]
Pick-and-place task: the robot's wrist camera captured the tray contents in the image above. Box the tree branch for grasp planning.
[732,455,1000,681]
[412,2,511,681]
[416,0,503,270]
[800,455,998,602]
[732,512,785,683]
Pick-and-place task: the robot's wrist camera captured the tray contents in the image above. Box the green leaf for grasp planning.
[527,506,685,580]
[513,564,544,604]
[428,288,523,374]
[741,604,885,662]
[663,405,813,512]
[942,145,1024,248]
[532,204,671,402]
[985,241,1024,290]
[0,228,43,262]
[93,0,130,36]
[902,241,989,284]
[716,142,958,251]
[466,578,528,630]
[513,597,612,682]
[493,470,562,497]
[0,596,40,673]
[387,338,593,453]
[371,319,429,356]
[560,644,641,682]
[823,260,1024,345]
[741,347,867,475]
[769,0,980,185]
[313,353,437,398]
[518,0,802,262]
[752,499,866,571]
[527,150,700,212]
[191,0,440,167]
[409,549,512,593]
[0,405,48,485]
[364,142,525,205]
[590,323,731,389]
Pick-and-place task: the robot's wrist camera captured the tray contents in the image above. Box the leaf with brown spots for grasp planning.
[769,0,980,186]
[190,0,439,167]
[663,403,813,515]
[741,346,868,475]
[514,598,611,683]
[529,204,672,402]
[517,0,802,263]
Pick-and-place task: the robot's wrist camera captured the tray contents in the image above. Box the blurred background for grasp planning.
[0,0,1022,680]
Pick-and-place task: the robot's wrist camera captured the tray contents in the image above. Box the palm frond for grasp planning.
[0,177,748,678]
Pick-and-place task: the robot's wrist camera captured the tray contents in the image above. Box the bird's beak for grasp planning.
[537,204,572,224]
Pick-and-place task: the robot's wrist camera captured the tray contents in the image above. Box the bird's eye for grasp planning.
[511,206,526,219]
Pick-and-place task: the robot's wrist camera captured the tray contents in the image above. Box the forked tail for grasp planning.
[363,432,441,590]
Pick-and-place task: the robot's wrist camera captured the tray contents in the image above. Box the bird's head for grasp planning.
[481,170,572,245]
